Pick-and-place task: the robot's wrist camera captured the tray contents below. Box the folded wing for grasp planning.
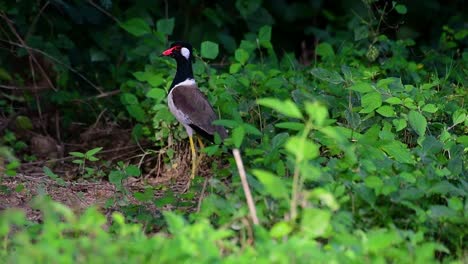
[171,84,228,141]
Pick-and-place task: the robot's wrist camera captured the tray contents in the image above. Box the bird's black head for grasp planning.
[162,41,194,62]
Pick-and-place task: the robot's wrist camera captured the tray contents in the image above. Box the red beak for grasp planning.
[162,46,177,56]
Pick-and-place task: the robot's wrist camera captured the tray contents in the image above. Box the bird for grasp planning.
[161,41,228,181]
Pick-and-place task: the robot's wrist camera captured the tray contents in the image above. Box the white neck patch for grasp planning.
[173,78,196,88]
[181,47,190,60]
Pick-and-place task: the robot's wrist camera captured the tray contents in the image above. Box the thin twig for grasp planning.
[25,1,50,40]
[196,176,209,213]
[85,89,120,100]
[0,39,104,94]
[0,11,57,91]
[232,148,259,225]
[0,84,48,90]
[87,0,120,23]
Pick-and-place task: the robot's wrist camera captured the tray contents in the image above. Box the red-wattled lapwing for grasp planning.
[161,41,228,180]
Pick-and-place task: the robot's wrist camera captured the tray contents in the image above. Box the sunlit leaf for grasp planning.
[350,82,373,93]
[285,136,319,161]
[376,105,395,117]
[257,98,303,119]
[360,92,382,113]
[252,169,288,199]
[315,42,335,58]
[201,41,219,59]
[235,49,249,65]
[270,221,292,238]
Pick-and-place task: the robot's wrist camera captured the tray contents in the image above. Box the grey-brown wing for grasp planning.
[171,85,227,139]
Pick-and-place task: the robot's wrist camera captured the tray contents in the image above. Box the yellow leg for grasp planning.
[196,136,205,168]
[197,136,205,149]
[189,136,197,179]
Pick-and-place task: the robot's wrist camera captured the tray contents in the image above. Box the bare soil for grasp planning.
[0,117,215,221]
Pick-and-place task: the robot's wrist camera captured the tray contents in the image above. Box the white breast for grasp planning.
[167,79,196,136]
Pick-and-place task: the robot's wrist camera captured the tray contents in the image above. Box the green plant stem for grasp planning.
[290,119,313,220]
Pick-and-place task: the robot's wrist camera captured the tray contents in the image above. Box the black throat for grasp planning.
[170,57,194,89]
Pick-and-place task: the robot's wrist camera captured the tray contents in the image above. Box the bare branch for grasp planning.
[232,148,259,225]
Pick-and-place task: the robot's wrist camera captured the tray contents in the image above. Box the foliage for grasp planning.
[0,0,467,263]
[69,147,103,176]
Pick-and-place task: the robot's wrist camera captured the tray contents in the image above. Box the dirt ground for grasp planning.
[0,118,216,221]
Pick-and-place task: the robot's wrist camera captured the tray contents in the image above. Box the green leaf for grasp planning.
[229,63,242,74]
[275,122,305,131]
[252,169,288,199]
[125,165,141,177]
[234,49,249,65]
[392,118,407,131]
[385,97,403,105]
[257,98,303,119]
[264,77,283,89]
[310,68,344,84]
[305,102,328,127]
[201,41,219,59]
[422,104,438,113]
[15,116,33,130]
[156,18,175,35]
[85,147,103,157]
[0,68,12,81]
[429,181,460,195]
[315,42,335,58]
[408,110,427,136]
[270,221,292,238]
[232,126,245,148]
[421,136,443,155]
[108,170,124,188]
[163,211,186,235]
[43,167,65,186]
[120,18,151,37]
[344,109,361,129]
[236,0,262,18]
[360,92,382,113]
[134,188,154,202]
[146,88,166,101]
[429,205,457,219]
[146,74,165,87]
[447,197,463,211]
[367,229,402,253]
[354,25,369,41]
[395,4,407,14]
[120,93,139,105]
[213,119,238,128]
[376,105,395,117]
[69,152,85,158]
[457,135,468,147]
[452,110,466,126]
[301,208,331,238]
[242,123,262,136]
[350,82,373,93]
[126,105,147,122]
[285,136,319,161]
[87,156,99,162]
[381,141,414,164]
[258,25,272,44]
[365,176,383,189]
